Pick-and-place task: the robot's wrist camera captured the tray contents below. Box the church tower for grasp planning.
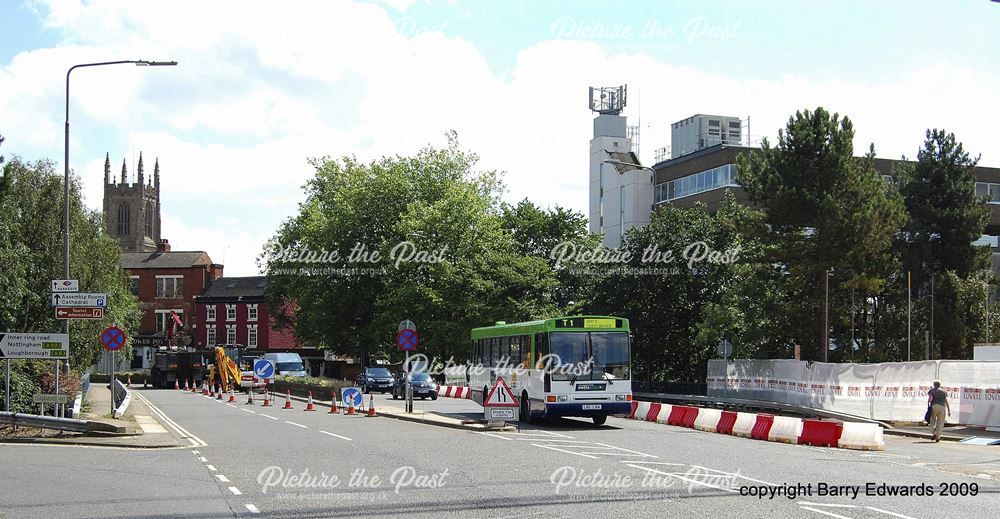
[103,152,162,253]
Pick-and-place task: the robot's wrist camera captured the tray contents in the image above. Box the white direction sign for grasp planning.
[0,333,69,359]
[51,279,79,292]
[50,292,107,307]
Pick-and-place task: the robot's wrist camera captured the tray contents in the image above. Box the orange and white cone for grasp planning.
[183,379,189,391]
[192,381,199,393]
[328,392,339,414]
[346,399,356,415]
[228,387,236,402]
[127,375,132,388]
[262,388,272,407]
[282,390,293,410]
[174,379,179,390]
[366,395,376,417]
[246,388,255,405]
[201,382,209,395]
[216,385,224,400]
[304,391,316,411]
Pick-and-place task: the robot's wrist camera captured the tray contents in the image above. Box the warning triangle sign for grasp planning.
[484,376,519,407]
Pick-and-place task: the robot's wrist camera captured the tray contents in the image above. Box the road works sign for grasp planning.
[253,359,275,382]
[50,292,107,307]
[484,376,518,407]
[0,333,69,359]
[341,387,364,408]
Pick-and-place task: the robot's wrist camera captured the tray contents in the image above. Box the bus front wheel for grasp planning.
[593,414,607,426]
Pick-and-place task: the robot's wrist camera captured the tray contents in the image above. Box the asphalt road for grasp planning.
[2,389,998,519]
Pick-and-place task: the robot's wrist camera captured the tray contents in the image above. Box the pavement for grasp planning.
[885,423,1000,442]
[2,388,998,518]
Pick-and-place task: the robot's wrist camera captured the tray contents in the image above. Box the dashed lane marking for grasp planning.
[285,421,308,429]
[319,430,353,441]
[260,414,278,420]
[800,506,853,519]
[245,504,260,514]
[241,409,256,414]
[205,465,217,471]
[228,487,242,495]
[215,475,229,482]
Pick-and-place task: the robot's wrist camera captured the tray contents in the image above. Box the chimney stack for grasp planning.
[157,239,171,253]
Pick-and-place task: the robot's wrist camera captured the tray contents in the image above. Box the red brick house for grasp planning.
[121,239,223,352]
[194,277,313,366]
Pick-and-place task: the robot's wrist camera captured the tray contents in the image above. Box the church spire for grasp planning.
[137,152,144,192]
[104,153,110,185]
[154,158,160,191]
[121,159,128,185]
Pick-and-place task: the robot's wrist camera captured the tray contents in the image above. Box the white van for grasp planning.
[263,352,307,377]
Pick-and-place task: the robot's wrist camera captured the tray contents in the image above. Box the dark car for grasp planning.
[392,371,439,400]
[356,367,395,394]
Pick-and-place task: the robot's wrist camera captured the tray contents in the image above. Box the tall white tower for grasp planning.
[588,85,653,248]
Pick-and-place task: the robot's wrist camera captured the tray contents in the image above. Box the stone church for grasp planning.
[102,152,161,253]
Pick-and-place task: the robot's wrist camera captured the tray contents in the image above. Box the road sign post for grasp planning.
[102,327,126,415]
[484,376,519,425]
[397,320,418,413]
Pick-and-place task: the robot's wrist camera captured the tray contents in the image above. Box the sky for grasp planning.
[1,0,998,276]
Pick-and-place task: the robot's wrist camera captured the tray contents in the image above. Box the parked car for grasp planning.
[262,352,307,377]
[392,371,439,400]
[356,367,395,393]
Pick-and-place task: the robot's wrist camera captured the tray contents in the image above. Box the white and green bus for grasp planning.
[469,316,632,425]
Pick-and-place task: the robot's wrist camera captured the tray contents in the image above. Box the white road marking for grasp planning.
[198,457,207,462]
[865,506,918,519]
[531,443,599,459]
[625,464,737,494]
[215,475,230,482]
[320,430,353,441]
[245,504,260,514]
[621,461,685,466]
[132,391,207,447]
[205,465,217,471]
[536,429,574,438]
[798,502,857,508]
[226,404,237,408]
[592,442,657,457]
[241,409,256,414]
[228,486,242,495]
[691,465,776,486]
[514,438,588,443]
[800,506,853,519]
[285,421,308,428]
[260,414,278,420]
[478,432,513,440]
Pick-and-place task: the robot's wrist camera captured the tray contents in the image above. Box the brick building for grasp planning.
[194,276,316,370]
[121,240,224,352]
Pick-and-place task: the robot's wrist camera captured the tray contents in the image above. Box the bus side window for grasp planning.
[519,335,529,367]
[534,332,548,368]
[509,336,519,367]
[489,337,499,367]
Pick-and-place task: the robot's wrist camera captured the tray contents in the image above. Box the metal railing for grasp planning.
[0,411,91,433]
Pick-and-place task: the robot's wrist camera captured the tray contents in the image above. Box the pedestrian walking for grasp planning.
[927,380,951,442]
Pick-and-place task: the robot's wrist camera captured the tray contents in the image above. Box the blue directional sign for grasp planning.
[341,387,364,408]
[253,359,275,379]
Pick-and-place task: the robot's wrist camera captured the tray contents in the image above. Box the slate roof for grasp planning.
[199,276,269,300]
[120,251,214,269]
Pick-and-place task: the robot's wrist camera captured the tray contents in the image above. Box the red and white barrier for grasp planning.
[438,385,471,399]
[624,400,884,451]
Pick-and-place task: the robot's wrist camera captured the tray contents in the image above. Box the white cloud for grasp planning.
[2,0,997,276]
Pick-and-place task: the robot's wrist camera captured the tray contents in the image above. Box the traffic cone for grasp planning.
[366,395,376,417]
[282,390,293,410]
[183,379,189,391]
[262,388,272,407]
[127,375,132,388]
[201,382,209,395]
[228,387,236,402]
[328,392,339,414]
[346,399,356,415]
[174,379,179,390]
[143,378,148,388]
[192,381,199,393]
[246,388,255,405]
[216,385,224,400]
[304,391,316,411]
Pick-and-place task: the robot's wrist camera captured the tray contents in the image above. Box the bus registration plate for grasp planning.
[582,404,602,410]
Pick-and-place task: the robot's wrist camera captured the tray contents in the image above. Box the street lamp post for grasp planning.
[63,60,176,413]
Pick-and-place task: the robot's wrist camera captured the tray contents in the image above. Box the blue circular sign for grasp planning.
[253,359,275,379]
[101,327,125,351]
[342,387,364,407]
[396,329,418,351]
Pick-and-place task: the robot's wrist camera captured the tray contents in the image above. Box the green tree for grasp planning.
[263,134,562,363]
[896,129,990,359]
[0,157,141,373]
[737,107,907,361]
